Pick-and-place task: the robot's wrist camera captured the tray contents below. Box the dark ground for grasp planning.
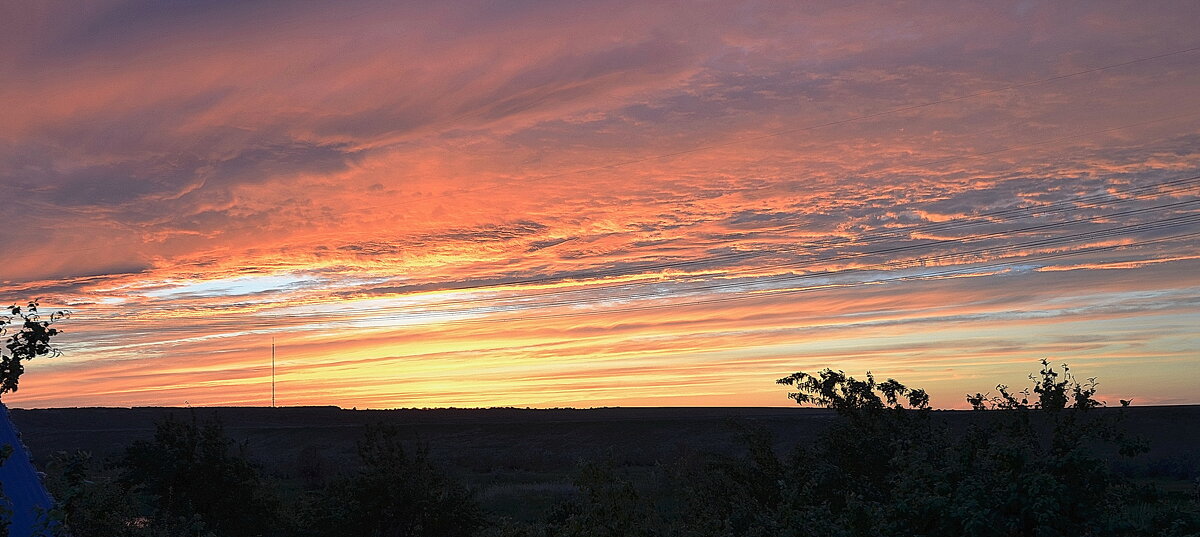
[10,405,1200,519]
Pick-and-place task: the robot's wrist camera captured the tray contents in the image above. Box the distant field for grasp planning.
[10,407,837,480]
[11,405,1200,520]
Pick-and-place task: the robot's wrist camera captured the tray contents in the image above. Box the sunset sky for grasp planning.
[1,1,1198,409]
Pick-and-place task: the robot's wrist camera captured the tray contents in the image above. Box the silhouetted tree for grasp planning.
[1,301,68,396]
[777,369,930,413]
[299,424,483,537]
[42,450,144,537]
[0,301,68,536]
[29,358,1200,537]
[966,359,1102,411]
[668,361,1200,536]
[548,457,663,537]
[121,414,279,537]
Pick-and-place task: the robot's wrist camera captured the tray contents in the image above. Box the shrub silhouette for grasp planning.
[661,361,1200,536]
[36,360,1200,536]
[544,457,663,537]
[1,301,68,396]
[777,369,930,412]
[299,424,483,537]
[42,450,144,537]
[966,359,1102,411]
[121,413,280,537]
[0,301,67,535]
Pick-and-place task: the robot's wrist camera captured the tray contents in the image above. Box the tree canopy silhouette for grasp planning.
[1,301,68,396]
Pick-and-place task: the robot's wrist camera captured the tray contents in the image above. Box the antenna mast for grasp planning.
[271,338,276,408]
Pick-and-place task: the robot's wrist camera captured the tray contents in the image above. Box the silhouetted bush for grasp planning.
[38,360,1200,537]
[42,450,143,536]
[1,302,68,396]
[662,360,1200,537]
[298,424,483,537]
[295,444,331,490]
[0,301,70,536]
[547,458,663,537]
[121,413,280,537]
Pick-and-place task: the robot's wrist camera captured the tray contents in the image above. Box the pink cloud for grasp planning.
[1,1,1198,408]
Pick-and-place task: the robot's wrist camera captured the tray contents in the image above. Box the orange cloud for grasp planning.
[1,1,1198,408]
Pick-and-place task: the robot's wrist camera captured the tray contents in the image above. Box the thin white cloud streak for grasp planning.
[1,1,1198,407]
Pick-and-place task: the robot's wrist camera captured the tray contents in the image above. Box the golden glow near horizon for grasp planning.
[1,2,1198,409]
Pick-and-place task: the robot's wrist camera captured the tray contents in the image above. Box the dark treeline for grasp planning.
[31,361,1200,537]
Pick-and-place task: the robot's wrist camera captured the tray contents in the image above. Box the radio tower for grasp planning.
[271,338,276,408]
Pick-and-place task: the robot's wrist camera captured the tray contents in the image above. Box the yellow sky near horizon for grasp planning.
[1,1,1198,409]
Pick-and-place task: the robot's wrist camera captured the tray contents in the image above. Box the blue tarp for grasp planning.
[0,403,55,536]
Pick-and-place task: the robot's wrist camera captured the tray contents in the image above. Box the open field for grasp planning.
[11,405,1200,519]
[11,406,837,471]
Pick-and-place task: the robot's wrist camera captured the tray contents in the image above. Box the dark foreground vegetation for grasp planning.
[9,361,1198,537]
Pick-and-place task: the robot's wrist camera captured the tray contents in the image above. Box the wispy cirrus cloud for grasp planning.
[1,1,1197,408]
